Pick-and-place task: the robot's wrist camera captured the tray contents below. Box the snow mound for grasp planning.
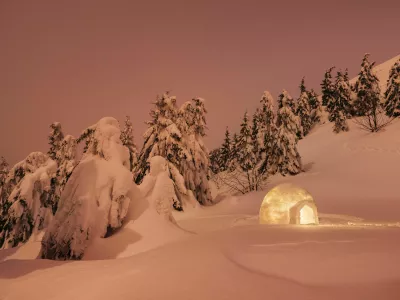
[84,156,190,259]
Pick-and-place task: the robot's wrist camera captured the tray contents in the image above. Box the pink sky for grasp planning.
[1,0,399,164]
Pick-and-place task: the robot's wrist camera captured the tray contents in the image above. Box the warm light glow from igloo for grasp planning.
[259,183,319,225]
[299,205,316,225]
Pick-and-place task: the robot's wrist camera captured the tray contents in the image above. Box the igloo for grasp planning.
[259,183,319,225]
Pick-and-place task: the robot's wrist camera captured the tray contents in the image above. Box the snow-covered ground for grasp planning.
[1,118,400,299]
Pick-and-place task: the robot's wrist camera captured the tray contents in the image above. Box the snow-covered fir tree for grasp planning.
[0,156,8,193]
[277,89,297,113]
[229,111,266,191]
[273,102,302,176]
[299,77,307,94]
[383,58,400,117]
[209,148,222,174]
[237,112,256,172]
[47,122,64,162]
[178,97,212,205]
[332,110,349,133]
[277,90,302,138]
[329,71,352,120]
[228,133,240,171]
[120,115,138,172]
[41,117,135,260]
[257,91,277,175]
[251,108,263,156]
[308,89,323,125]
[328,71,351,133]
[219,127,232,171]
[134,92,187,185]
[353,53,381,116]
[321,67,335,106]
[134,92,193,210]
[55,135,77,197]
[0,156,9,223]
[0,152,57,249]
[296,92,313,136]
[46,122,78,213]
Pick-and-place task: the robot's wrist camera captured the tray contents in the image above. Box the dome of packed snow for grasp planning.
[259,183,319,225]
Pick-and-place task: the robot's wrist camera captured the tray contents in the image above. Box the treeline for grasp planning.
[210,54,400,192]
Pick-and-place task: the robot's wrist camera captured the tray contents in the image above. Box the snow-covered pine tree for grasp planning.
[0,152,57,249]
[219,127,232,171]
[0,156,9,221]
[257,91,277,175]
[179,97,212,205]
[228,133,240,171]
[273,102,302,176]
[299,77,307,94]
[46,122,78,214]
[296,92,313,136]
[209,148,222,174]
[307,89,323,125]
[237,112,256,172]
[277,90,302,138]
[277,89,297,112]
[383,58,400,117]
[0,156,8,193]
[55,135,77,198]
[353,53,381,116]
[41,117,135,260]
[344,68,358,116]
[251,108,263,156]
[134,92,189,209]
[120,116,138,172]
[321,67,335,106]
[135,92,185,181]
[328,71,351,133]
[233,111,265,191]
[332,110,349,133]
[329,71,352,119]
[48,122,64,162]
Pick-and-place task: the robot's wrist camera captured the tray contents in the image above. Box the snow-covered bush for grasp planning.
[40,117,136,260]
[0,152,57,249]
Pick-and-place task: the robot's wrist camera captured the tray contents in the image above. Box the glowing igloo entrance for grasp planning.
[259,183,319,225]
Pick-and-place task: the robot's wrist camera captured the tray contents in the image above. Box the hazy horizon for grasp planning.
[1,0,400,164]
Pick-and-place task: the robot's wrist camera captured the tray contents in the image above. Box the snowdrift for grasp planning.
[84,156,190,260]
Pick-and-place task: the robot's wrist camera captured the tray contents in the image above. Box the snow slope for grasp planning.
[1,57,400,299]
